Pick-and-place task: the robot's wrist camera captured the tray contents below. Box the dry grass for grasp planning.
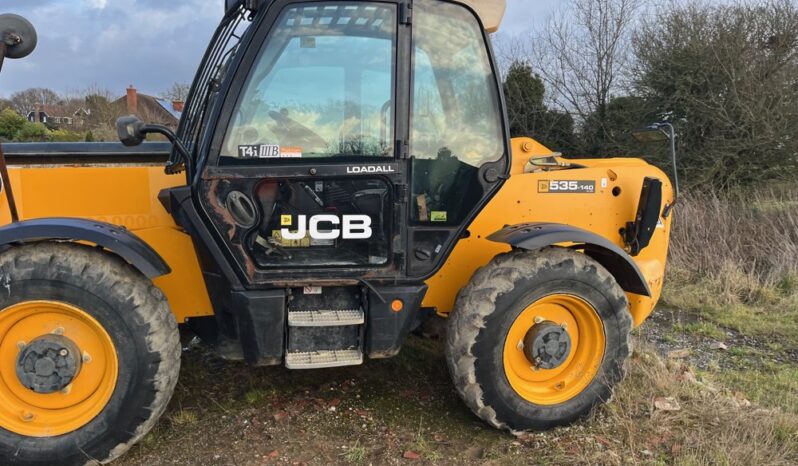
[552,343,798,466]
[669,187,798,293]
[664,187,798,342]
[116,336,798,466]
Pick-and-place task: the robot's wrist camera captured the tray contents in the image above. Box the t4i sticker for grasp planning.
[538,180,596,194]
[237,145,303,159]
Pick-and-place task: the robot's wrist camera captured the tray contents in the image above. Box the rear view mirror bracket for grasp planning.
[116,116,194,179]
[632,122,680,217]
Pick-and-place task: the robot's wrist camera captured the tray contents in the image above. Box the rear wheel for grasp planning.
[0,243,180,465]
[446,248,631,431]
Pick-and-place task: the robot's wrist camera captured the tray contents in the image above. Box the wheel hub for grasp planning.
[523,321,572,370]
[16,334,82,394]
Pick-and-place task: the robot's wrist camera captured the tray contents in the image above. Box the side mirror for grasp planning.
[116,116,147,147]
[631,125,670,143]
[0,14,38,73]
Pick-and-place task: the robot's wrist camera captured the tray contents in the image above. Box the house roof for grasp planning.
[154,97,183,120]
[27,104,89,118]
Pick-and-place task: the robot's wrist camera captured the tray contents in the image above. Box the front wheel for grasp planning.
[0,243,180,465]
[446,248,632,431]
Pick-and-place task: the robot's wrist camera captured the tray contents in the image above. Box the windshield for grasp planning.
[220,3,396,164]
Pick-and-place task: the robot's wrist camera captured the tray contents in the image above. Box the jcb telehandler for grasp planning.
[0,1,674,464]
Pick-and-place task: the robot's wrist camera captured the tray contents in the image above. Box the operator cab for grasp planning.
[189,0,510,284]
[145,0,511,366]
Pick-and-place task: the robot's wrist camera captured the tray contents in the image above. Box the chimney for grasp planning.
[172,100,184,113]
[126,85,138,115]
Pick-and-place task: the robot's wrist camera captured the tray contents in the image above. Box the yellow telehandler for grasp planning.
[0,1,675,464]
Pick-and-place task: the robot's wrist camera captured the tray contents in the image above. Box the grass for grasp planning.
[340,440,367,464]
[664,187,798,345]
[116,334,798,466]
[674,321,726,340]
[652,186,798,463]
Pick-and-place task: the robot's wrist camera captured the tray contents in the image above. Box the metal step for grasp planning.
[285,349,364,369]
[288,309,365,327]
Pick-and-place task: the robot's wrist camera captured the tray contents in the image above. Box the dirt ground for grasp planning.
[117,306,798,466]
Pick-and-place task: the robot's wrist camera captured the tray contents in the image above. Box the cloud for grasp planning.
[84,0,108,10]
[0,0,221,97]
[0,0,561,98]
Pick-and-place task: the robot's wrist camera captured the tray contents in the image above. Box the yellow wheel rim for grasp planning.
[0,301,118,437]
[503,294,605,405]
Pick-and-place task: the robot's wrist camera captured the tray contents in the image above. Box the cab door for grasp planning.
[406,0,510,278]
[197,0,410,284]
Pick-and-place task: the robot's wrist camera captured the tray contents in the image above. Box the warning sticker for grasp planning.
[237,145,303,159]
[280,215,293,226]
[538,180,596,194]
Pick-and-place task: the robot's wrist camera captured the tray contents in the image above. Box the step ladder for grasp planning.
[285,308,365,369]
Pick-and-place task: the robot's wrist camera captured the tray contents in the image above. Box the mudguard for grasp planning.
[488,222,651,296]
[0,218,171,279]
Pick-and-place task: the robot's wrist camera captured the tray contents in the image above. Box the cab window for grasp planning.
[410,0,504,225]
[221,3,396,163]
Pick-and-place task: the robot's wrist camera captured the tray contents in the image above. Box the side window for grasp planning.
[221,3,396,163]
[410,0,504,225]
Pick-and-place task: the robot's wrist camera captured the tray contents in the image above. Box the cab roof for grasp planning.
[454,0,506,33]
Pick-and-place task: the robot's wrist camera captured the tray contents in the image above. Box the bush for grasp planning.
[14,122,48,142]
[47,129,85,142]
[0,108,27,141]
[634,0,798,188]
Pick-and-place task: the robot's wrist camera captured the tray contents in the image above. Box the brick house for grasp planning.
[26,104,91,126]
[111,86,184,130]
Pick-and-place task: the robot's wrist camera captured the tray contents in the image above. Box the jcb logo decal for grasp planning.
[538,180,596,194]
[281,215,372,240]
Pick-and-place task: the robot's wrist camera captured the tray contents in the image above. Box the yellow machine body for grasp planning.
[0,137,671,327]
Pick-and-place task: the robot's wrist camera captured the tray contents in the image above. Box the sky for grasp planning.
[0,0,558,99]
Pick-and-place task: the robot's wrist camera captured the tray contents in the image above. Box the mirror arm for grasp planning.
[140,124,194,177]
[660,122,679,218]
[0,43,6,74]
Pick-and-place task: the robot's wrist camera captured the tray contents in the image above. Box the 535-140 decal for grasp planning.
[538,180,596,194]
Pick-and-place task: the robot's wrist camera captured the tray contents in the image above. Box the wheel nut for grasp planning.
[82,351,92,364]
[61,384,72,395]
[16,341,26,351]
[534,316,544,324]
[516,340,524,351]
[59,349,69,357]
[52,327,65,335]
[561,323,568,331]
[21,411,34,422]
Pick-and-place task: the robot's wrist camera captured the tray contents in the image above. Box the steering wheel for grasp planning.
[268,110,327,151]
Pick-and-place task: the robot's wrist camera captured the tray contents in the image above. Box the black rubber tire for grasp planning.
[0,243,180,465]
[445,248,632,432]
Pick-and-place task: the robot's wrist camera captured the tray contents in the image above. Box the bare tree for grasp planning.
[161,82,191,102]
[10,88,61,114]
[532,0,644,152]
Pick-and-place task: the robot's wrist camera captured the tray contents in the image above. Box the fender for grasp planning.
[487,222,651,297]
[0,218,171,279]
